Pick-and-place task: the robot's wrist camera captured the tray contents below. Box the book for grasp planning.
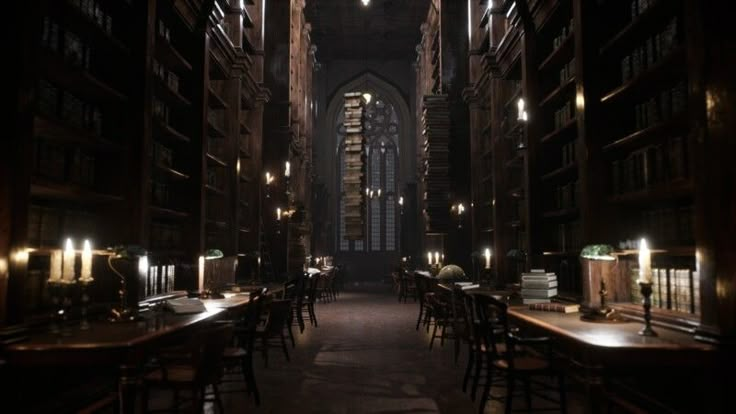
[523,298,551,304]
[521,274,556,282]
[522,280,558,289]
[165,298,207,314]
[521,288,558,298]
[528,302,580,313]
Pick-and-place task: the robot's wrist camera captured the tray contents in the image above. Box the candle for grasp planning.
[285,161,291,177]
[49,250,62,283]
[638,238,652,283]
[198,255,205,292]
[277,207,282,221]
[80,239,93,283]
[427,252,432,265]
[517,98,525,120]
[434,252,440,266]
[484,248,491,269]
[62,238,75,282]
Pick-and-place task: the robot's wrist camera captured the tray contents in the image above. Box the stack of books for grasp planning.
[521,270,558,304]
[422,94,450,233]
[342,92,367,240]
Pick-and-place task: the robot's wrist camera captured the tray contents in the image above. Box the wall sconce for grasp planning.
[264,171,274,198]
[451,202,466,228]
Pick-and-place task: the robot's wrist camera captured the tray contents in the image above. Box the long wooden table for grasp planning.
[462,288,728,412]
[1,290,268,414]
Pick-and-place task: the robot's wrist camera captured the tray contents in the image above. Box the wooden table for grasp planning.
[505,306,721,413]
[2,308,229,413]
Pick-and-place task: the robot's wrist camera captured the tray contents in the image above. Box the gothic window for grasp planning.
[337,91,400,252]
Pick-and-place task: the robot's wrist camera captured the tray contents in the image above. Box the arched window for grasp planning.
[337,91,400,252]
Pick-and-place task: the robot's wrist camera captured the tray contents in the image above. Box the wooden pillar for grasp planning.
[688,0,736,343]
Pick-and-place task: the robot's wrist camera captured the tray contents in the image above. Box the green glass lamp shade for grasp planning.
[437,264,467,281]
[205,249,224,260]
[580,244,616,261]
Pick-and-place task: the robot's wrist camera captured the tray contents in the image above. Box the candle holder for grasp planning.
[638,281,658,337]
[48,281,63,334]
[79,279,93,330]
[59,281,75,337]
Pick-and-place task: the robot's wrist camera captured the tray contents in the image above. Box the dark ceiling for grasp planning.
[305,0,431,61]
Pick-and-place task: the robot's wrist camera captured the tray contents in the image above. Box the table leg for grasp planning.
[119,363,141,414]
[581,364,605,414]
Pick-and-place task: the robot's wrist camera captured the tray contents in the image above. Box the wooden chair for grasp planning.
[255,299,292,367]
[143,323,232,413]
[476,295,567,414]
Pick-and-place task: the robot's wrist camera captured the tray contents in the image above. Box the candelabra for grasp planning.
[638,281,657,336]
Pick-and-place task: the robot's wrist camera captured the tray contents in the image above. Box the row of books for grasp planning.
[638,206,693,245]
[28,206,96,248]
[422,95,451,233]
[521,270,558,304]
[35,140,96,188]
[157,19,172,43]
[560,140,577,167]
[554,221,582,253]
[41,17,93,71]
[554,100,574,130]
[551,18,574,51]
[151,180,170,207]
[559,58,575,86]
[610,136,688,195]
[38,80,104,137]
[550,180,580,211]
[141,264,177,298]
[153,59,181,94]
[150,222,183,250]
[343,92,367,239]
[153,142,174,168]
[621,17,679,83]
[633,82,687,131]
[70,0,115,37]
[630,267,700,314]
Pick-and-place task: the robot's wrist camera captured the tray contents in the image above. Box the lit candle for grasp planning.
[398,196,404,206]
[517,98,525,121]
[638,238,652,283]
[62,238,75,282]
[49,249,62,283]
[198,255,205,292]
[285,161,291,177]
[484,248,492,269]
[265,172,273,184]
[138,256,149,295]
[277,207,282,221]
[434,252,440,266]
[80,239,93,283]
[427,252,432,265]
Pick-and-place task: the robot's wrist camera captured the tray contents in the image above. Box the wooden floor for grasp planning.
[148,284,582,413]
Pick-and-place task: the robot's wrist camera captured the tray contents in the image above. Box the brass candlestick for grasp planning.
[79,280,92,330]
[638,281,657,336]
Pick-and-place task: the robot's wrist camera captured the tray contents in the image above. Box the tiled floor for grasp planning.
[149,284,578,413]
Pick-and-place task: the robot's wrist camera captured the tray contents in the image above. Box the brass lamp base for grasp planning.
[580,307,629,324]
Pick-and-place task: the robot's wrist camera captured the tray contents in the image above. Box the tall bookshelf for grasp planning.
[1,0,272,325]
[466,0,735,341]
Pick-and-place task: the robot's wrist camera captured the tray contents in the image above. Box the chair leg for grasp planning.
[242,358,260,406]
[280,332,290,362]
[309,304,318,327]
[440,324,446,347]
[429,323,439,349]
[415,305,424,331]
[286,323,295,348]
[478,354,494,414]
[463,346,474,393]
[505,373,515,414]
[559,374,568,414]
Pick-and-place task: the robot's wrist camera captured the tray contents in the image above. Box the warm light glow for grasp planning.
[13,248,29,264]
[366,187,370,196]
[638,238,652,283]
[198,256,205,292]
[265,171,274,185]
[484,248,492,269]
[0,258,7,276]
[434,252,440,265]
[377,189,382,198]
[361,0,370,6]
[80,240,93,282]
[576,92,585,111]
[284,161,291,177]
[362,92,372,103]
[63,238,75,282]
[398,196,404,206]
[236,159,241,174]
[517,98,528,122]
[276,207,282,221]
[427,252,433,265]
[458,203,465,214]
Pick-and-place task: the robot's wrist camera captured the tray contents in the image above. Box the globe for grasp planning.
[437,264,467,281]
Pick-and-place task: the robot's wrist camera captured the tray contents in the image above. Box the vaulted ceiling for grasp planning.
[305,0,431,61]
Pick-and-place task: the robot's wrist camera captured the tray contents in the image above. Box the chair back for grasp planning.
[473,294,510,358]
[263,299,291,335]
[306,274,319,302]
[195,323,233,385]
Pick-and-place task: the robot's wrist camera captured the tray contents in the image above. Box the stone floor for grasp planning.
[149,283,581,413]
